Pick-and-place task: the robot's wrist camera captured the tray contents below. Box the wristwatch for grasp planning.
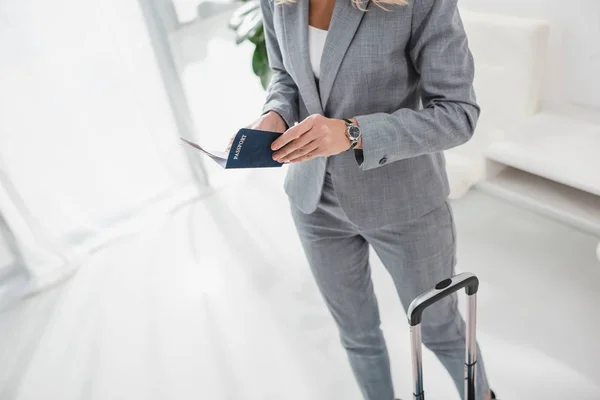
[343,118,361,150]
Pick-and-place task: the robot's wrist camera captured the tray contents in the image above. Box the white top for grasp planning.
[308,26,328,80]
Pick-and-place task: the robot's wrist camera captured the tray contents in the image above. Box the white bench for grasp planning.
[446,11,600,260]
[479,110,600,261]
[445,11,550,198]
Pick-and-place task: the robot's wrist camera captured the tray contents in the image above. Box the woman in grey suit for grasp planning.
[245,0,496,398]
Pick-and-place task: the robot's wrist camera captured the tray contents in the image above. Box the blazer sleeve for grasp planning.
[353,0,479,171]
[260,0,299,128]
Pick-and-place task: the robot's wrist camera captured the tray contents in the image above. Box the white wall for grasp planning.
[460,0,600,110]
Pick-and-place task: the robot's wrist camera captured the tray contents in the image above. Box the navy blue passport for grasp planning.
[180,128,283,169]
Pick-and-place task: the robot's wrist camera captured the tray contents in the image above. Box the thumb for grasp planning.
[225,137,234,152]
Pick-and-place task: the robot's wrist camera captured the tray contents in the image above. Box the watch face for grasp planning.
[348,125,361,140]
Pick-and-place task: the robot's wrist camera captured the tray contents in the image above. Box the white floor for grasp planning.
[1,167,599,400]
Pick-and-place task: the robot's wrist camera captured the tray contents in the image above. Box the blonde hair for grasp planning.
[277,0,408,11]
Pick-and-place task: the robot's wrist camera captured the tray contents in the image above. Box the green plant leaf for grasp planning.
[228,1,270,90]
[247,25,264,46]
[228,1,259,30]
[235,11,262,44]
[252,45,267,76]
[260,70,272,90]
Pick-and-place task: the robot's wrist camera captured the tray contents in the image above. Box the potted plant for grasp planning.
[228,0,271,89]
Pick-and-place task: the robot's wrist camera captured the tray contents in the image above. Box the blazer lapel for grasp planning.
[281,1,323,116]
[318,0,370,111]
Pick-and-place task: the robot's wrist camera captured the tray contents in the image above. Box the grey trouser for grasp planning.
[289,171,490,400]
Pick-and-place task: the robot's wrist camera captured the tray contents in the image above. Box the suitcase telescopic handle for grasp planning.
[407,273,480,400]
[407,273,479,326]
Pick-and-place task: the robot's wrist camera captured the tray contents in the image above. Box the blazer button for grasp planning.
[379,157,388,165]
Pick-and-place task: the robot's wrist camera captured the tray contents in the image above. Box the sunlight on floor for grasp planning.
[1,167,599,399]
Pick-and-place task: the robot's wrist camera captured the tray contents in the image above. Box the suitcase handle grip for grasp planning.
[407,273,479,326]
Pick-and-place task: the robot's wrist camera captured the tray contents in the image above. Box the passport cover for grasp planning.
[180,128,283,169]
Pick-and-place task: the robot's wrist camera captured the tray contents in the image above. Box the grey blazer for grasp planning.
[261,0,479,229]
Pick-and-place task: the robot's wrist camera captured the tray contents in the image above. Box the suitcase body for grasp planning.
[406,273,480,400]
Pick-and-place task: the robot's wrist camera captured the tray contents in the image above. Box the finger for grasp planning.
[225,137,234,151]
[289,146,322,163]
[273,129,319,161]
[281,139,320,163]
[271,115,317,151]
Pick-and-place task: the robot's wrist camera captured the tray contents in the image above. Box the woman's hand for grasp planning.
[226,111,287,152]
[271,114,355,163]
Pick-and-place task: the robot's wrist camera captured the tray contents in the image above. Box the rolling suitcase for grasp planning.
[406,272,480,400]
